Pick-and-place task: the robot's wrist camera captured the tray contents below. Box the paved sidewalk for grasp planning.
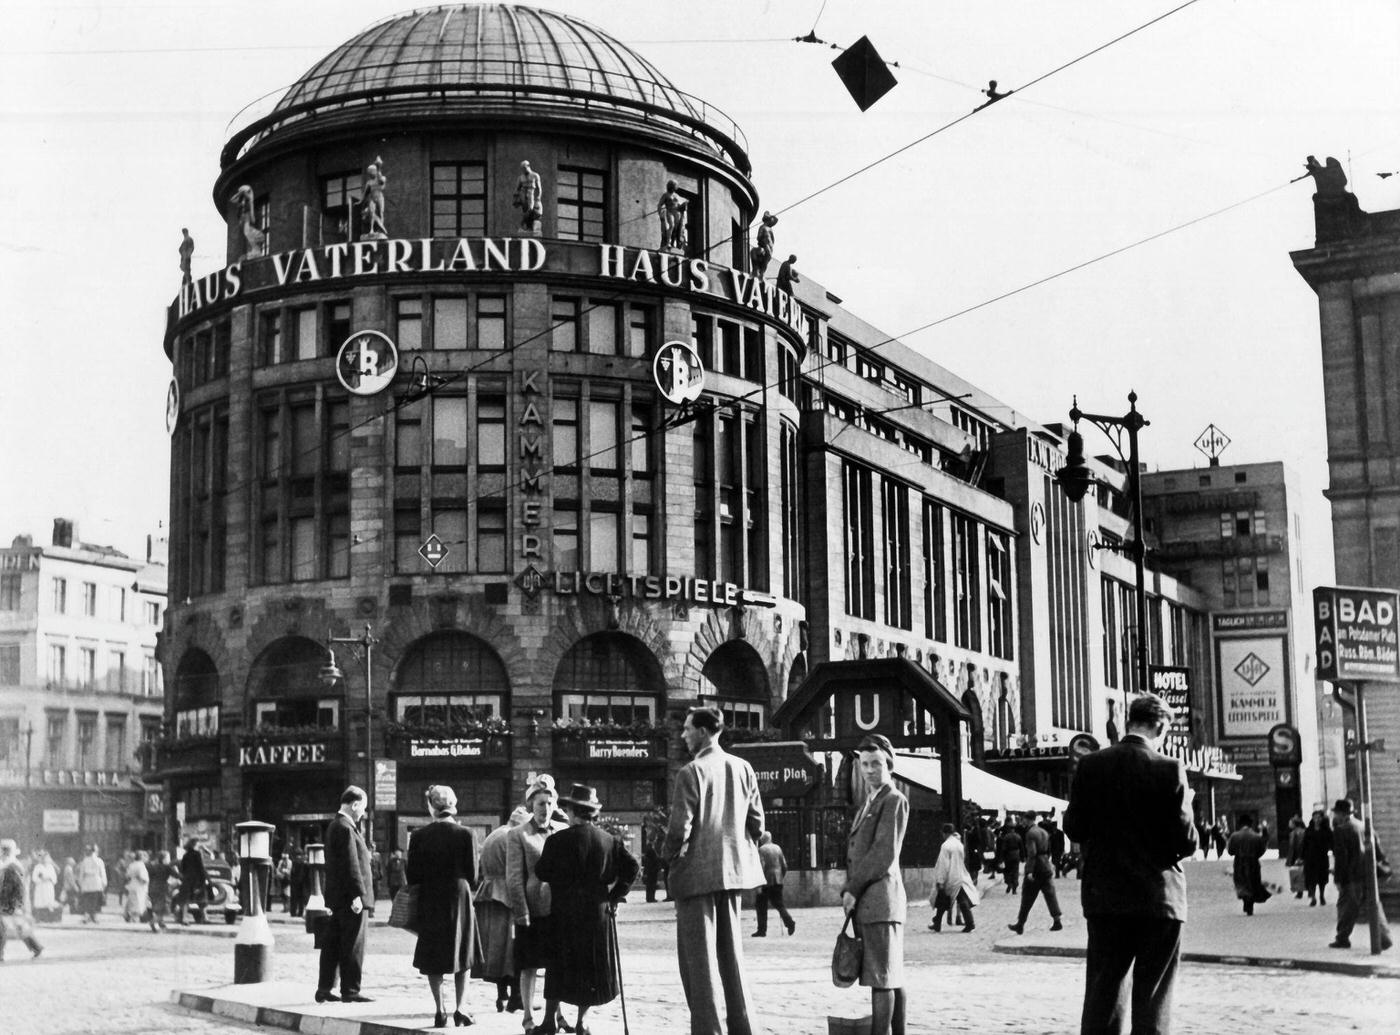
[168,856,1397,1035]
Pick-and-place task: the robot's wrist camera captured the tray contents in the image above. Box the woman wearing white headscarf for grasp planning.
[407,784,479,1027]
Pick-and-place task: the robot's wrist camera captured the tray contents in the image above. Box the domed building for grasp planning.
[156,3,1227,862]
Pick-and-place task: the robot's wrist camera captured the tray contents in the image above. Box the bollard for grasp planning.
[233,820,276,984]
[303,842,329,940]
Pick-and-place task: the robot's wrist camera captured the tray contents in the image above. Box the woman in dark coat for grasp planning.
[407,784,479,1028]
[535,783,638,1035]
[1300,808,1333,906]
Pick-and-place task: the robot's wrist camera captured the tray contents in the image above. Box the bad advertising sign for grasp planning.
[1314,585,1400,683]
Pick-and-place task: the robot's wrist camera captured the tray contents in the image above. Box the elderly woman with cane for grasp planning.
[407,784,479,1027]
[535,784,639,1035]
[841,734,909,1035]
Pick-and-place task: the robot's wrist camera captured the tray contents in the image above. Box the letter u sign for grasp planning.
[854,692,881,731]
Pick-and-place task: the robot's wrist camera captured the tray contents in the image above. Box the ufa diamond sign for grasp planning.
[1314,585,1400,683]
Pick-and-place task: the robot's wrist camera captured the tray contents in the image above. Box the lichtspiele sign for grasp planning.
[1314,585,1400,683]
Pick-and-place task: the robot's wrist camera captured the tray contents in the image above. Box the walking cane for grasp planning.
[609,906,630,1035]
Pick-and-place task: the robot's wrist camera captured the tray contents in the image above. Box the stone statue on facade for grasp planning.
[360,156,388,239]
[750,211,778,280]
[514,160,543,235]
[179,228,195,284]
[229,186,266,260]
[657,179,689,252]
[776,254,799,295]
[1303,154,1365,244]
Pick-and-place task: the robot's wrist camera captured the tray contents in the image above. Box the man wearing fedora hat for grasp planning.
[536,783,639,1035]
[1329,798,1393,951]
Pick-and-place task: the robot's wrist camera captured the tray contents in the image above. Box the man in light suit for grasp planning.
[1064,694,1196,1035]
[317,785,375,1004]
[664,706,766,1035]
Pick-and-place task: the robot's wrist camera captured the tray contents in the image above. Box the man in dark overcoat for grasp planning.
[317,786,375,1003]
[1330,798,1393,951]
[1064,693,1196,1035]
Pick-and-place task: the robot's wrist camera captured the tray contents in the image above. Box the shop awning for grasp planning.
[894,752,1069,815]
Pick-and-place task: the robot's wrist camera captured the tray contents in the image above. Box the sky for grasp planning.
[2,0,1398,580]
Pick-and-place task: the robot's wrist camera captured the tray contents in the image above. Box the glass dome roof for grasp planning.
[224,3,748,174]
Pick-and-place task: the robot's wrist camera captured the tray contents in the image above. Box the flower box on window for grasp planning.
[551,720,668,764]
[386,719,513,763]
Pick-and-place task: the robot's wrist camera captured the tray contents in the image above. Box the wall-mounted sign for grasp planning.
[1216,634,1289,739]
[1313,585,1400,683]
[728,741,821,798]
[407,738,490,759]
[583,738,660,762]
[1149,665,1192,744]
[1267,723,1302,767]
[145,791,165,817]
[1214,611,1288,633]
[419,534,449,569]
[513,568,775,609]
[43,809,80,833]
[165,378,180,434]
[336,329,398,396]
[374,758,397,810]
[237,739,335,768]
[653,340,705,405]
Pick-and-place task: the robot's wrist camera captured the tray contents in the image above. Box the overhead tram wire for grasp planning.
[318,165,1310,565]
[187,0,1212,520]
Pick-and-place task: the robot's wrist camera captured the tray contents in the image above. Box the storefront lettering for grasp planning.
[1027,435,1067,475]
[550,570,775,608]
[237,741,327,768]
[585,739,656,761]
[408,738,487,759]
[519,368,546,564]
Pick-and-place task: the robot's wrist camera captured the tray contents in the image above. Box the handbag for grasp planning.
[831,911,863,988]
[388,884,420,932]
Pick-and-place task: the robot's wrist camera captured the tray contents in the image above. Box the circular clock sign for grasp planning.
[336,330,399,396]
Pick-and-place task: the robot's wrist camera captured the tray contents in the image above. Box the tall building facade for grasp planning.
[1291,171,1400,872]
[0,520,167,859]
[1142,462,1324,834]
[154,3,1227,857]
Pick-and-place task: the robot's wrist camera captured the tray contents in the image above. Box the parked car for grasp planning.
[187,860,241,925]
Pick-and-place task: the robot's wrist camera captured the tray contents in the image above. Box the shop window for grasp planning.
[395,633,508,713]
[552,634,663,723]
[557,167,606,242]
[248,637,342,730]
[431,162,487,238]
[700,641,770,728]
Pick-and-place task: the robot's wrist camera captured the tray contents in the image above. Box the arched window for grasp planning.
[247,636,342,730]
[173,650,220,738]
[392,632,509,725]
[700,641,769,731]
[552,633,664,725]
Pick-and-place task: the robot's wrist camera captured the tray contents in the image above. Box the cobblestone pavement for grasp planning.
[4,861,1397,1035]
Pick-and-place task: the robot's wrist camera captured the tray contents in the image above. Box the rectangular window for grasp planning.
[259,311,282,366]
[433,298,468,350]
[79,647,96,688]
[431,162,487,238]
[628,306,653,358]
[396,297,423,351]
[780,423,802,601]
[692,314,713,368]
[719,321,740,375]
[631,512,651,572]
[587,301,618,355]
[0,644,20,684]
[433,397,469,466]
[590,510,620,570]
[952,513,982,651]
[46,712,65,765]
[478,396,506,468]
[82,582,97,617]
[143,654,161,696]
[290,516,316,581]
[630,404,652,475]
[51,578,67,614]
[145,601,161,626]
[432,509,468,574]
[557,167,606,242]
[1,574,20,610]
[48,643,66,685]
[882,480,911,630]
[76,713,96,770]
[321,170,357,241]
[1102,577,1119,689]
[290,402,317,478]
[396,411,422,468]
[477,295,506,350]
[327,302,351,355]
[718,415,740,583]
[987,531,1013,659]
[842,462,876,619]
[260,517,281,584]
[327,398,350,473]
[108,649,126,693]
[743,327,762,382]
[328,511,351,579]
[295,307,318,361]
[922,501,946,642]
[476,505,507,573]
[589,400,620,471]
[550,297,579,352]
[104,716,127,771]
[553,507,579,570]
[552,397,579,467]
[693,420,714,579]
[395,507,422,572]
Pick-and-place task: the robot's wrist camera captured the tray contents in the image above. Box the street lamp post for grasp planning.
[321,625,378,843]
[24,722,34,788]
[1057,391,1152,704]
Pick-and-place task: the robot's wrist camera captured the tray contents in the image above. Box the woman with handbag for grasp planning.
[840,734,909,1035]
[406,784,480,1028]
